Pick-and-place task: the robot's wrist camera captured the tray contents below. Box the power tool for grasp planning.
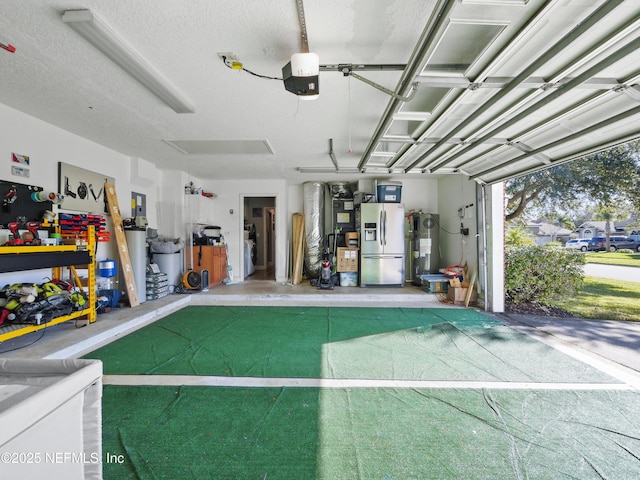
[25,221,41,245]
[4,222,24,246]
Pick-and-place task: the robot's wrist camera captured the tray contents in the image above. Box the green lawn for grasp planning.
[551,277,640,321]
[586,252,640,267]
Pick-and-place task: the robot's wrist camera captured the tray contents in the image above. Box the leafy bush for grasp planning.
[505,245,586,305]
[618,248,634,254]
[505,226,535,246]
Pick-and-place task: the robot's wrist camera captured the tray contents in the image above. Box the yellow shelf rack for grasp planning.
[0,226,97,343]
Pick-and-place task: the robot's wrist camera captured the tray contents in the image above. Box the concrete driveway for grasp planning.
[584,263,640,282]
[498,313,640,389]
[492,263,640,387]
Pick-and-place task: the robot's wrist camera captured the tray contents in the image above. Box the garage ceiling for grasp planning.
[0,0,638,184]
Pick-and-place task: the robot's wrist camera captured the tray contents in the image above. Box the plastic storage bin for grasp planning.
[376,181,402,203]
[420,274,449,293]
[339,272,358,286]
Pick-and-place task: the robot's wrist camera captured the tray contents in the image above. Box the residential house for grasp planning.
[576,221,628,239]
[527,222,573,245]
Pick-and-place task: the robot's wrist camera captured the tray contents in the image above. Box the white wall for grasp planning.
[206,176,439,285]
[0,103,161,286]
[396,178,438,212]
[437,173,479,284]
[435,175,506,312]
[0,103,506,311]
[203,178,288,284]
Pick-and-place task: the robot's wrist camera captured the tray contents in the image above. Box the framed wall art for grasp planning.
[57,162,115,213]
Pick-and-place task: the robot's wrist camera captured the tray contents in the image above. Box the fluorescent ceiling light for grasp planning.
[62,9,194,114]
[298,167,360,174]
[163,139,274,155]
[392,112,431,122]
[370,151,397,157]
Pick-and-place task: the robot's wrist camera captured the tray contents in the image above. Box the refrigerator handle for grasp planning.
[383,209,387,246]
[379,210,383,247]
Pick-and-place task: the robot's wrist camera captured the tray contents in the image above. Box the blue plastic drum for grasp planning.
[98,259,117,278]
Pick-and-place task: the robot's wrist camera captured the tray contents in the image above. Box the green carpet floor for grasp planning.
[103,385,640,479]
[86,306,616,383]
[90,306,639,479]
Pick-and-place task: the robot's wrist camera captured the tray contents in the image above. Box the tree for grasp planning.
[593,205,630,251]
[506,142,640,222]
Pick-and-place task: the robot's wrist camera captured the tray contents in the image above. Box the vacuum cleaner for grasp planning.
[317,257,334,290]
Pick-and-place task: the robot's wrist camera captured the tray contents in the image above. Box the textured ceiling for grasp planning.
[0,0,639,184]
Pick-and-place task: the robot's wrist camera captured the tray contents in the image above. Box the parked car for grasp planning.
[588,236,640,252]
[565,238,590,251]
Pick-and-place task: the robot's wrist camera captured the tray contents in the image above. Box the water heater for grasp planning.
[411,213,440,284]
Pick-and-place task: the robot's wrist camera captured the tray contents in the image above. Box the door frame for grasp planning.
[240,194,278,281]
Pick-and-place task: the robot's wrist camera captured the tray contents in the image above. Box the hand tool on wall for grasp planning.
[89,184,103,201]
[2,187,17,208]
[77,182,88,199]
[64,176,77,198]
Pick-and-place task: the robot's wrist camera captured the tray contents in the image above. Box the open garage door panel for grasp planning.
[360,0,640,184]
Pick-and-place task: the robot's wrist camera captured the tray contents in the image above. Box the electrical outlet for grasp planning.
[217,52,238,62]
[217,52,243,69]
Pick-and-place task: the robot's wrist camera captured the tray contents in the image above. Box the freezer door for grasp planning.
[360,255,405,287]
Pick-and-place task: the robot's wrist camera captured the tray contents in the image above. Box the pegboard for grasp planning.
[0,180,53,227]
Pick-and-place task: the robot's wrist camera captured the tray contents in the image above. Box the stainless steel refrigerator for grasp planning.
[360,203,405,287]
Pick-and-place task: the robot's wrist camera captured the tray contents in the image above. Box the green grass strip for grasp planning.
[586,252,640,267]
[552,277,640,321]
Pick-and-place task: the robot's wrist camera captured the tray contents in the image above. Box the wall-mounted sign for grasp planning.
[57,162,115,213]
[11,165,29,178]
[12,152,30,165]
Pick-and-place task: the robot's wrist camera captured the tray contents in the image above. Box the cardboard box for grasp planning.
[336,247,359,272]
[447,286,477,304]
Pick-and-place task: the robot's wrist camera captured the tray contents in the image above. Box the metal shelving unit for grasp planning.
[0,226,97,342]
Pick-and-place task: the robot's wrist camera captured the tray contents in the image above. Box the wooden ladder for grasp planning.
[105,183,139,307]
